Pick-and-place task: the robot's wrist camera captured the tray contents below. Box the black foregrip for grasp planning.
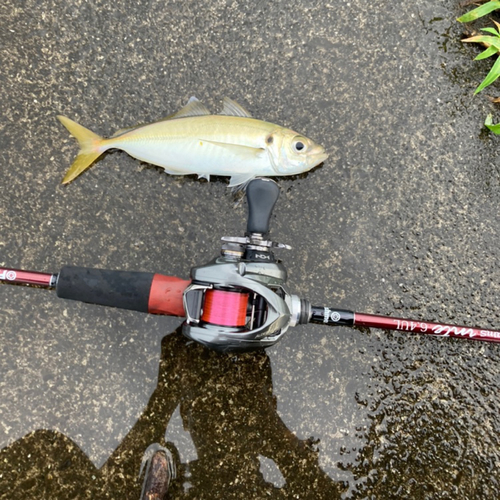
[246,178,280,235]
[56,266,154,313]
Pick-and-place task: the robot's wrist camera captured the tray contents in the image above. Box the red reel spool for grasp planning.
[201,289,249,327]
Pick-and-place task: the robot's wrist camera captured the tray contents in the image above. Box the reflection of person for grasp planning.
[0,328,344,499]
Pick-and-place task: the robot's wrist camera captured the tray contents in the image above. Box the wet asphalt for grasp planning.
[1,0,500,498]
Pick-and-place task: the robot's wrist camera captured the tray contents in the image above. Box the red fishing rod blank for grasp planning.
[0,268,57,288]
[309,306,500,343]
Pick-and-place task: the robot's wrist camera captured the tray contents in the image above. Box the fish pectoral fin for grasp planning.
[220,97,253,117]
[228,173,256,188]
[201,140,265,160]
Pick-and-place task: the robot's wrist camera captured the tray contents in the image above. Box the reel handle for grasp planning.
[246,178,280,235]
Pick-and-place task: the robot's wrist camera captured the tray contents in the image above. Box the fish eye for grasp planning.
[293,140,306,153]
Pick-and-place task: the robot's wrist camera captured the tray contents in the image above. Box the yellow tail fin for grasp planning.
[57,115,105,184]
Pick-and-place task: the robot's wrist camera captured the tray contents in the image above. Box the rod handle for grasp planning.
[56,266,189,316]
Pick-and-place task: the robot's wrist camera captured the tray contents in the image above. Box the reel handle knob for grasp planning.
[246,178,280,235]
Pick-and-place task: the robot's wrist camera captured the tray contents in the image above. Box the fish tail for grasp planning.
[57,115,107,184]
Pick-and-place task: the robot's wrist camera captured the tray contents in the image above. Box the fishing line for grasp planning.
[201,289,249,327]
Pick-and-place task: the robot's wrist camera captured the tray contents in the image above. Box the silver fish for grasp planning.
[58,97,328,186]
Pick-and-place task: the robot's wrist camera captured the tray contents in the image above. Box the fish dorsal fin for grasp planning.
[170,98,211,119]
[111,97,209,135]
[111,125,140,138]
[220,97,253,118]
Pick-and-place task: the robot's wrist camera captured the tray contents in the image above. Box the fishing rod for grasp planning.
[2,178,500,351]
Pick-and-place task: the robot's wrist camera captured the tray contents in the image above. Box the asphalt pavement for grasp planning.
[1,0,500,498]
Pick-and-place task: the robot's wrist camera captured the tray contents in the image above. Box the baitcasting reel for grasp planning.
[182,179,309,351]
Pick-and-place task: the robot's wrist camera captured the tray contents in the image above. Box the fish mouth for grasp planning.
[309,148,329,165]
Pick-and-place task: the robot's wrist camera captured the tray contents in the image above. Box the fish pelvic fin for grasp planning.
[57,115,107,184]
[228,173,256,188]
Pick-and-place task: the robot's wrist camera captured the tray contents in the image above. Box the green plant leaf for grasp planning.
[485,114,500,134]
[475,45,499,60]
[463,35,500,50]
[481,27,500,36]
[458,1,500,23]
[475,54,500,93]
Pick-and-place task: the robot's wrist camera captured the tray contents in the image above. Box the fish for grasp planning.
[57,97,328,187]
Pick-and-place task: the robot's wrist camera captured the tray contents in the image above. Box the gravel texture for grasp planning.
[1,1,500,498]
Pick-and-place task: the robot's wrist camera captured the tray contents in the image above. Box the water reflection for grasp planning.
[0,328,344,499]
